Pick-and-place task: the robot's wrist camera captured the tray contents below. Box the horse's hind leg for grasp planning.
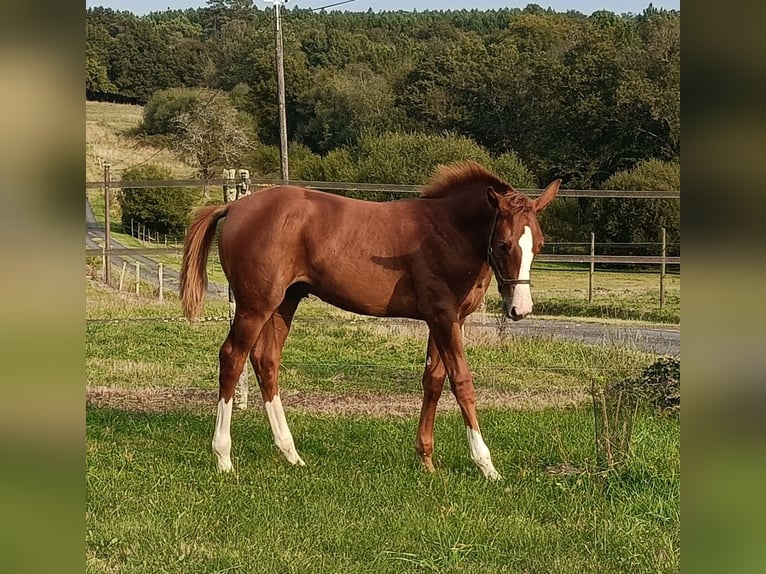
[250,297,304,466]
[415,334,447,472]
[213,312,268,472]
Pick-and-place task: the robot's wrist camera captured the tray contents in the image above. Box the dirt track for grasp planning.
[87,386,587,416]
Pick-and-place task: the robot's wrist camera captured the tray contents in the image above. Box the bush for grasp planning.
[355,131,493,185]
[247,145,281,178]
[119,163,200,234]
[321,149,357,182]
[587,159,680,245]
[492,151,536,189]
[289,143,323,181]
[636,356,680,415]
[142,87,208,136]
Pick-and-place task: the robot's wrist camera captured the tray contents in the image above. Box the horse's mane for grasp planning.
[420,161,534,211]
[420,162,500,198]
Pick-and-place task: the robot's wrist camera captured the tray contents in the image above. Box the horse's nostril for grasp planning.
[510,307,525,321]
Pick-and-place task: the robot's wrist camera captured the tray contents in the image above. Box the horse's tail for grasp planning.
[180,203,229,322]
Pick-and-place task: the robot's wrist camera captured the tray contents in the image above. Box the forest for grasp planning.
[86,1,680,244]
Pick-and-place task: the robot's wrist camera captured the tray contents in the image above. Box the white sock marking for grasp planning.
[466,427,502,480]
[511,225,534,317]
[212,398,233,472]
[265,394,305,466]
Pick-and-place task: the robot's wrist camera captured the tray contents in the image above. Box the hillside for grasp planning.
[86,100,193,182]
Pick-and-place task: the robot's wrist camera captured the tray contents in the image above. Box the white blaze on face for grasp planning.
[511,225,534,317]
[212,397,233,472]
[264,394,305,466]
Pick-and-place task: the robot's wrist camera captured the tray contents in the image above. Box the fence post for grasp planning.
[103,164,111,285]
[101,246,106,285]
[158,262,164,302]
[223,168,249,410]
[588,232,595,304]
[118,261,127,291]
[135,261,140,295]
[660,227,666,309]
[131,218,134,238]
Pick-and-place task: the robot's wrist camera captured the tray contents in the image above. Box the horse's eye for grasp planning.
[498,242,509,252]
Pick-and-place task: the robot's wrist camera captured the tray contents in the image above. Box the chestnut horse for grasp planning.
[180,162,560,479]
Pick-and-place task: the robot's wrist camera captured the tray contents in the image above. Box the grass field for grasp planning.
[86,284,679,573]
[87,408,679,574]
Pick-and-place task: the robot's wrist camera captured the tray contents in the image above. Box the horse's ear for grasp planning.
[486,186,500,210]
[533,179,562,213]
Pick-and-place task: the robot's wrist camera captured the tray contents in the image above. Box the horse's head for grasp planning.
[486,179,561,321]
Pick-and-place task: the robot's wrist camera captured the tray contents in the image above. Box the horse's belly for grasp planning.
[306,269,418,319]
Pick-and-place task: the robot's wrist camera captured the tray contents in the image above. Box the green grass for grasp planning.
[86,407,679,573]
[86,282,679,573]
[86,282,653,394]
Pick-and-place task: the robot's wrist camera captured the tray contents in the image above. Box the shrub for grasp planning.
[289,143,323,181]
[321,149,357,182]
[636,356,680,415]
[492,151,536,189]
[119,163,200,234]
[142,87,208,136]
[355,131,493,185]
[247,144,281,178]
[587,159,680,245]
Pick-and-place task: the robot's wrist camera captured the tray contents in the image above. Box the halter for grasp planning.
[486,210,531,288]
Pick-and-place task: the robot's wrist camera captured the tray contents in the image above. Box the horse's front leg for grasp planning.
[429,319,502,481]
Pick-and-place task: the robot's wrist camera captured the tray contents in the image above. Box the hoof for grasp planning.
[420,454,436,473]
[482,468,503,481]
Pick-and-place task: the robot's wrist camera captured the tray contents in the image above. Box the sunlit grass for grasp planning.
[86,407,679,573]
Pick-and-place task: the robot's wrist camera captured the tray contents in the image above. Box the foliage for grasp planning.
[118,163,200,234]
[87,6,680,190]
[318,148,357,182]
[297,64,404,154]
[87,5,681,243]
[355,131,493,185]
[636,356,680,414]
[173,91,253,178]
[287,142,323,181]
[587,158,680,245]
[492,151,536,188]
[141,87,206,135]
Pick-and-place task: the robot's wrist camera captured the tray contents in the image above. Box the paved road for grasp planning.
[86,199,679,355]
[85,198,227,298]
[483,316,680,356]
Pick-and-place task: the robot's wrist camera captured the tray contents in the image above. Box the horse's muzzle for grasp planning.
[502,299,527,321]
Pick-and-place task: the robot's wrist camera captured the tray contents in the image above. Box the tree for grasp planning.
[587,158,680,246]
[174,91,253,179]
[119,164,200,234]
[142,87,204,135]
[354,132,493,191]
[298,65,403,154]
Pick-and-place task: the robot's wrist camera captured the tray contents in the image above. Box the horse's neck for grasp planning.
[443,189,494,241]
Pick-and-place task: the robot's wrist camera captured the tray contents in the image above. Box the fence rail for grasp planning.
[85,246,680,265]
[85,177,681,199]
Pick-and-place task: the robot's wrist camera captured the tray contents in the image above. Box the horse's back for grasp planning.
[218,186,426,316]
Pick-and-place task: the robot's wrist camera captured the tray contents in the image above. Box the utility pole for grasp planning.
[266,0,289,182]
